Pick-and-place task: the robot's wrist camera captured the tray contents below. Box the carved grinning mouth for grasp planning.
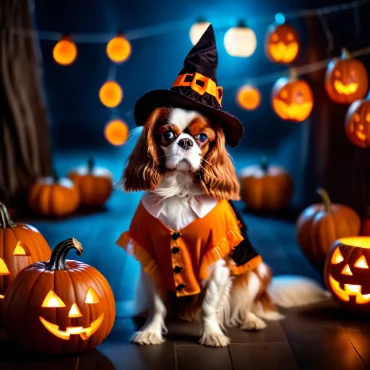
[329,275,370,304]
[333,80,358,95]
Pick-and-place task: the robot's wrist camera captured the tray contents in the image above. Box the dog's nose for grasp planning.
[178,138,193,150]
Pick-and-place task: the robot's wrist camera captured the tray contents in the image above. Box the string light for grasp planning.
[104,119,129,146]
[52,36,77,65]
[99,81,123,108]
[189,19,211,45]
[106,33,131,63]
[236,85,261,110]
[224,21,257,57]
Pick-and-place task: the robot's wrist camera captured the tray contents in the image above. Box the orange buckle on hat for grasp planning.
[172,72,223,106]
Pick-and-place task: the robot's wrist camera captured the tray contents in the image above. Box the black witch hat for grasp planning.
[134,24,244,148]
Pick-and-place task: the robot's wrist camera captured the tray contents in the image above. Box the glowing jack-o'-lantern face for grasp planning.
[325,237,370,313]
[345,98,370,148]
[325,49,369,104]
[265,23,299,64]
[271,75,313,122]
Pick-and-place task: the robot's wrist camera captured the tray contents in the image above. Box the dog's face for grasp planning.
[122,107,240,200]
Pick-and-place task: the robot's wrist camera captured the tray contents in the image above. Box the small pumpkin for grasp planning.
[68,158,113,207]
[345,93,370,148]
[325,237,370,313]
[0,203,51,312]
[3,238,115,354]
[271,69,313,122]
[297,189,361,272]
[238,157,294,212]
[325,48,368,104]
[265,22,299,64]
[28,171,80,217]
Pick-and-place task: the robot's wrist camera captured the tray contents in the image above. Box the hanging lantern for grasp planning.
[236,85,261,110]
[224,21,257,58]
[53,36,77,66]
[104,119,129,146]
[106,33,131,63]
[265,14,299,64]
[325,48,369,104]
[190,19,211,45]
[271,69,314,122]
[345,92,370,148]
[99,81,123,108]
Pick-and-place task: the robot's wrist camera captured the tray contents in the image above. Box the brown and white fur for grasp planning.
[121,107,329,347]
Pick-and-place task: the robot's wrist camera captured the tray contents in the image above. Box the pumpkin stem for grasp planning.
[317,188,332,213]
[0,202,15,228]
[87,157,94,173]
[341,48,351,60]
[260,156,270,173]
[47,238,83,271]
[52,169,59,184]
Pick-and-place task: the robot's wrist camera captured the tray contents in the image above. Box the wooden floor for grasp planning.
[1,150,370,369]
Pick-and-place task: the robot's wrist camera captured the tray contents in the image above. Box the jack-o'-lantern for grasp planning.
[28,172,80,217]
[3,238,115,354]
[297,189,361,272]
[68,158,113,207]
[345,93,370,148]
[0,203,51,320]
[325,237,370,313]
[265,22,299,64]
[325,48,368,104]
[271,70,313,122]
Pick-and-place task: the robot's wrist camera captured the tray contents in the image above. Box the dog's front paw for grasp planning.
[241,313,267,331]
[131,331,165,345]
[199,333,230,347]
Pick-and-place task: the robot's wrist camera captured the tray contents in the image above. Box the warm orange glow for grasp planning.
[269,42,298,64]
[329,275,370,304]
[236,85,261,110]
[0,294,4,299]
[99,81,123,108]
[39,313,104,340]
[337,237,370,249]
[104,119,129,146]
[334,81,359,95]
[85,287,101,304]
[107,35,131,63]
[341,264,353,276]
[13,241,29,256]
[272,100,313,122]
[354,255,369,269]
[331,248,344,264]
[329,275,349,301]
[53,38,77,66]
[42,290,66,308]
[0,258,10,275]
[68,303,83,318]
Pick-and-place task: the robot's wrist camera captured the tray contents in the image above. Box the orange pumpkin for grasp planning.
[325,237,370,313]
[238,157,294,212]
[325,48,368,104]
[3,238,115,354]
[68,158,113,207]
[271,70,313,122]
[28,172,80,217]
[345,94,370,148]
[297,189,361,272]
[0,202,51,320]
[265,22,299,64]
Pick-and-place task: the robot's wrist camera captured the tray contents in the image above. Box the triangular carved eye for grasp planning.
[341,264,353,276]
[0,258,10,275]
[13,241,30,256]
[85,287,101,304]
[331,248,344,264]
[354,255,369,269]
[42,290,66,308]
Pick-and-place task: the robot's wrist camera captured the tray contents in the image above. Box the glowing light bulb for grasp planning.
[224,22,257,57]
[190,20,211,45]
[104,119,129,146]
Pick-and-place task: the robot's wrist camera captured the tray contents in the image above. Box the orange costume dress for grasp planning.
[117,199,262,297]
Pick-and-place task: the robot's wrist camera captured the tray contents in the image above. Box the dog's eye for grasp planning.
[162,131,175,141]
[195,133,208,143]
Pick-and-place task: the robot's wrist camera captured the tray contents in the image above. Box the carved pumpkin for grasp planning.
[325,48,368,104]
[0,203,51,318]
[236,85,261,110]
[325,237,370,313]
[3,238,115,354]
[345,94,370,148]
[297,189,361,272]
[28,172,80,217]
[271,70,313,122]
[68,158,113,207]
[238,157,294,212]
[265,22,299,64]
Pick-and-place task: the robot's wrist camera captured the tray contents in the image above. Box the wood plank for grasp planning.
[229,343,298,370]
[177,345,232,370]
[343,329,370,368]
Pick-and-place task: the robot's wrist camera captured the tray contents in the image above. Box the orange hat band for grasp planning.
[172,72,223,106]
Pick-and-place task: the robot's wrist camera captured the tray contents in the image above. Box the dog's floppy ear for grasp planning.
[199,125,240,200]
[121,108,167,192]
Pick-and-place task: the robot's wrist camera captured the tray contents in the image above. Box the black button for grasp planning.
[174,266,183,273]
[172,232,181,240]
[176,284,186,291]
[171,246,181,254]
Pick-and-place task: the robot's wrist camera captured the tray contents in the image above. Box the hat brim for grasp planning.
[134,89,244,148]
